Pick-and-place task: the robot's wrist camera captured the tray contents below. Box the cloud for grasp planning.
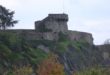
[77,0,110,9]
[68,17,110,45]
[0,0,20,9]
[67,0,110,44]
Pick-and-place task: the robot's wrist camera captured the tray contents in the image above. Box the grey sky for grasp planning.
[0,0,110,45]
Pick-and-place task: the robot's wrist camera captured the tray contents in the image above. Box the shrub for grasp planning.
[58,32,68,42]
[56,40,70,53]
[73,67,110,75]
[37,54,65,75]
[0,44,12,57]
[4,65,33,75]
[24,47,48,64]
[8,53,24,62]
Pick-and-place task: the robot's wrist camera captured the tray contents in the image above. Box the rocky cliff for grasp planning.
[0,13,110,75]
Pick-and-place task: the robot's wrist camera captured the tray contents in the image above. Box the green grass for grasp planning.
[74,67,110,75]
[56,40,70,53]
[0,31,49,66]
[24,47,48,64]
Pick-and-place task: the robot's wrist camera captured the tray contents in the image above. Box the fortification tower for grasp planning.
[35,13,68,33]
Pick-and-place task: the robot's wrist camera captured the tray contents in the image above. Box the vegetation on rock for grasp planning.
[37,54,65,75]
[0,6,110,75]
[73,67,110,75]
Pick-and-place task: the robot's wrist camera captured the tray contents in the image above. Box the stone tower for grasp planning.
[35,13,68,33]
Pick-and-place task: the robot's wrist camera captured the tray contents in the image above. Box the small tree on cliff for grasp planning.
[0,5,18,30]
[37,54,65,75]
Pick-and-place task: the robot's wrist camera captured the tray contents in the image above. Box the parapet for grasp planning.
[68,30,93,45]
[48,13,68,21]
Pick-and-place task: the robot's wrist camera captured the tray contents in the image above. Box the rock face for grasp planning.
[1,13,110,75]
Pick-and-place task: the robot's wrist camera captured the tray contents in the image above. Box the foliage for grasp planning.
[0,5,18,30]
[58,32,68,42]
[0,44,24,66]
[70,39,90,52]
[73,67,110,75]
[37,54,65,75]
[4,65,33,75]
[0,29,108,75]
[56,32,89,53]
[0,32,48,65]
[0,44,12,57]
[8,53,24,62]
[25,47,48,64]
[54,32,70,53]
[0,32,21,50]
[56,40,70,53]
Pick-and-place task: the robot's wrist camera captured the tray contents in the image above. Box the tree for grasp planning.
[0,5,18,30]
[37,54,65,75]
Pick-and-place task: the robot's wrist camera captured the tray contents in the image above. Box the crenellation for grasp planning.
[48,14,68,21]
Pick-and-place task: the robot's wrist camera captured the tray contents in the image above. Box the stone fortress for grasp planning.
[34,13,93,44]
[1,13,93,44]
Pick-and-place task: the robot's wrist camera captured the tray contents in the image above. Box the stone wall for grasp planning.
[97,44,110,66]
[68,30,93,45]
[0,30,43,40]
[35,13,68,33]
[0,30,59,41]
[42,32,59,40]
[0,14,94,45]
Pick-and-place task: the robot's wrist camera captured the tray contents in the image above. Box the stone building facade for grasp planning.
[35,14,68,33]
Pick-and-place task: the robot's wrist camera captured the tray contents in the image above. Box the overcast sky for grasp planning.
[0,0,110,45]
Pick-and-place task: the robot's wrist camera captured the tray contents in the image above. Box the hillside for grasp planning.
[0,14,110,75]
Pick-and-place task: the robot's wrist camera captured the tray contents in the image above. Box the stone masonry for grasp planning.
[35,14,68,33]
[0,13,94,44]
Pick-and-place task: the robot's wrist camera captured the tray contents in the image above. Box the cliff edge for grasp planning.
[1,14,109,75]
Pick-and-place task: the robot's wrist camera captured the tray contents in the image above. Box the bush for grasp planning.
[56,32,71,53]
[24,47,48,64]
[58,32,68,42]
[4,65,33,75]
[37,54,65,75]
[73,68,110,75]
[56,40,70,53]
[0,44,12,57]
[8,53,24,62]
[0,32,21,51]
